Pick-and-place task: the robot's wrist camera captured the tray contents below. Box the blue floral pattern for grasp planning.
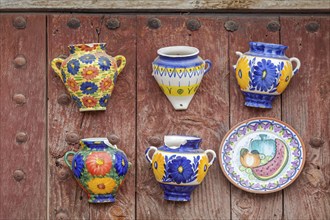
[98,56,111,71]
[72,154,84,178]
[80,82,98,95]
[167,156,194,184]
[114,152,129,176]
[72,95,82,108]
[79,54,96,64]
[251,59,278,92]
[99,94,110,107]
[67,59,80,75]
[61,69,66,83]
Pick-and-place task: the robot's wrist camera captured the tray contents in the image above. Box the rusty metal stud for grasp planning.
[67,17,80,29]
[148,136,162,146]
[65,132,80,144]
[13,16,27,29]
[16,132,28,143]
[56,211,69,220]
[305,22,320,33]
[108,134,120,145]
[309,137,324,148]
[13,169,25,182]
[13,55,27,68]
[13,94,27,105]
[57,94,71,106]
[106,18,120,30]
[186,19,201,31]
[57,169,70,181]
[267,21,281,32]
[147,17,161,29]
[224,20,239,32]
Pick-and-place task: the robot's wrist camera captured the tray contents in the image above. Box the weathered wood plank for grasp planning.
[228,16,283,219]
[1,0,329,11]
[136,15,230,219]
[0,14,47,219]
[48,14,101,220]
[281,16,330,220]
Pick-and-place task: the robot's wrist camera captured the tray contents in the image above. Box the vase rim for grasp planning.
[157,46,199,58]
[164,135,201,149]
[81,137,111,146]
[68,43,106,47]
[249,42,288,50]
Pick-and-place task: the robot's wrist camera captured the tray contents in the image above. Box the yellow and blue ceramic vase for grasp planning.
[152,46,212,110]
[64,138,131,203]
[145,135,216,201]
[51,43,126,111]
[233,42,300,108]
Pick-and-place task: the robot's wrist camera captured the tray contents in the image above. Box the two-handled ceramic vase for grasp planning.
[145,135,216,201]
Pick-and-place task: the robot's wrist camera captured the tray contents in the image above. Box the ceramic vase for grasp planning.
[51,43,126,112]
[64,138,131,203]
[145,135,216,201]
[152,46,212,110]
[233,42,301,108]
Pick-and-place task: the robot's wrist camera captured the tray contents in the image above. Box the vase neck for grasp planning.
[68,43,106,54]
[248,42,287,57]
[80,138,111,150]
[164,135,201,150]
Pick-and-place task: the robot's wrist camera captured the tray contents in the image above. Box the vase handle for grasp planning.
[233,51,243,70]
[51,57,64,82]
[289,57,301,76]
[64,151,76,170]
[145,146,158,164]
[203,59,212,75]
[114,55,126,75]
[205,149,217,166]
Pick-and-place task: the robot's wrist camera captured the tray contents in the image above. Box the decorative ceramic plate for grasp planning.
[219,117,305,193]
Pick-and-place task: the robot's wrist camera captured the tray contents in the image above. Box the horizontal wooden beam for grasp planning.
[0,0,329,11]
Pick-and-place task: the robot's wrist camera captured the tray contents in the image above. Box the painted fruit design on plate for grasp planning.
[252,139,288,180]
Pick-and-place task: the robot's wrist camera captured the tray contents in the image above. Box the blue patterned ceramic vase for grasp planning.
[233,42,301,108]
[145,135,216,201]
[64,138,131,203]
[152,46,212,110]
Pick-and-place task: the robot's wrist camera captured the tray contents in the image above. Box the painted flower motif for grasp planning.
[168,156,194,184]
[72,95,82,108]
[67,59,80,75]
[197,156,209,183]
[86,152,112,176]
[72,154,84,178]
[235,56,250,90]
[277,61,292,93]
[82,66,99,80]
[61,69,66,83]
[82,96,98,108]
[99,94,110,107]
[79,54,96,64]
[87,177,116,194]
[152,153,165,181]
[69,46,75,54]
[98,56,111,71]
[67,77,79,92]
[100,77,112,91]
[252,59,277,92]
[114,152,129,176]
[80,82,98,95]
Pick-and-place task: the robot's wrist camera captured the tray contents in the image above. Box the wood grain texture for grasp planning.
[48,14,136,220]
[280,16,330,220]
[0,14,47,219]
[1,0,330,11]
[228,16,283,219]
[136,15,230,219]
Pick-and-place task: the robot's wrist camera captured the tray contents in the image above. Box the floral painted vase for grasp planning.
[64,138,131,203]
[51,43,126,111]
[145,135,216,201]
[233,42,301,108]
[152,46,212,110]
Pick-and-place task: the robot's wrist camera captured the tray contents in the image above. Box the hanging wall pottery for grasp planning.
[51,43,126,112]
[152,46,212,110]
[233,42,301,108]
[219,117,305,194]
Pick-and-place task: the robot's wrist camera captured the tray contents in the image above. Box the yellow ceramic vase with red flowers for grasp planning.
[51,43,126,111]
[64,138,131,203]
